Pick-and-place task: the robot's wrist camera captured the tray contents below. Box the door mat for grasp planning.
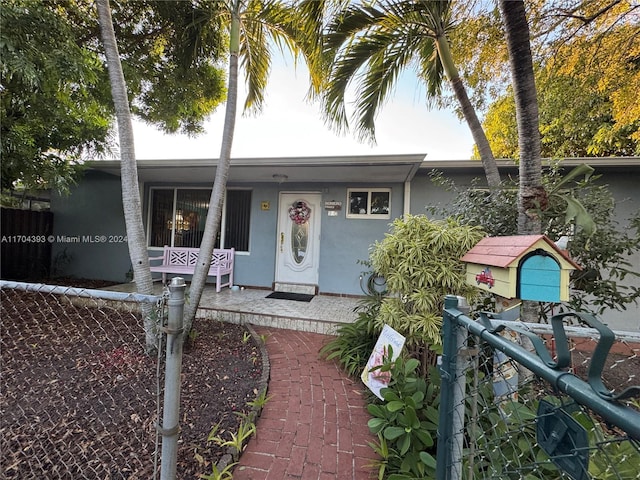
[265,292,314,302]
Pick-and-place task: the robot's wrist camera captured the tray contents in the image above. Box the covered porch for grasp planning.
[105,283,361,334]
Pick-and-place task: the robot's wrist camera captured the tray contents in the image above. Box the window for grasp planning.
[148,188,251,252]
[346,188,391,219]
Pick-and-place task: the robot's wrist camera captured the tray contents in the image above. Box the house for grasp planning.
[50,155,639,330]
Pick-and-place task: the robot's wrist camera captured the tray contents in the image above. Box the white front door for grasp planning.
[275,192,322,287]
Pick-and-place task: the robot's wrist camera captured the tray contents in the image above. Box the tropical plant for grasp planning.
[367,353,439,479]
[323,0,501,187]
[198,461,236,480]
[319,292,382,377]
[207,413,257,461]
[498,0,543,237]
[96,0,155,350]
[480,74,640,160]
[1,0,110,193]
[369,215,484,353]
[498,0,545,325]
[576,411,640,479]
[188,328,201,347]
[429,167,640,316]
[449,1,638,123]
[183,0,325,335]
[2,0,226,194]
[247,388,272,410]
[535,2,640,148]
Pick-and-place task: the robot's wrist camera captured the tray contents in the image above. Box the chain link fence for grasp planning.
[1,281,165,479]
[438,296,640,480]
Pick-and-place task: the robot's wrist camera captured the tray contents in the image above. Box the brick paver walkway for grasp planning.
[234,328,379,479]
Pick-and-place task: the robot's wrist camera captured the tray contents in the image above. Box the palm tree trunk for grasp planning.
[96,0,155,350]
[499,0,545,236]
[183,10,240,333]
[499,0,545,327]
[435,35,501,188]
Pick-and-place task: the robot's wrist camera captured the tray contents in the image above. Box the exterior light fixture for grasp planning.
[272,174,288,184]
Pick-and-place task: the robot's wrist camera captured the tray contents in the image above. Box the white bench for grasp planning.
[149,246,234,292]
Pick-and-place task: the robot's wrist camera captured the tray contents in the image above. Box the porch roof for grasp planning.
[419,156,640,173]
[90,155,640,184]
[88,154,427,184]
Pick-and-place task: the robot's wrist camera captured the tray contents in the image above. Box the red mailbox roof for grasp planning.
[461,235,581,270]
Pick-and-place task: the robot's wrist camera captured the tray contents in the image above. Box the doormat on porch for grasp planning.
[265,292,314,302]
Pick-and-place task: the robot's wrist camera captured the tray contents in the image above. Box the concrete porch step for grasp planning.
[197,306,346,335]
[193,287,360,335]
[273,282,317,296]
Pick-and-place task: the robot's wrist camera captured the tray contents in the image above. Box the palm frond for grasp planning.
[240,0,309,113]
[323,0,454,142]
[239,8,271,112]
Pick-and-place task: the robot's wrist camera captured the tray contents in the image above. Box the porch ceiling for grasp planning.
[89,154,426,184]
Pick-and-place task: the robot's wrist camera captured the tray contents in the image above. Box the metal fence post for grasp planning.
[436,295,460,480]
[160,277,186,480]
[451,297,470,480]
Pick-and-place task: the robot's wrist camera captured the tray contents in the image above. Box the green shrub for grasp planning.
[370,215,485,350]
[429,167,640,316]
[320,293,381,377]
[367,352,440,479]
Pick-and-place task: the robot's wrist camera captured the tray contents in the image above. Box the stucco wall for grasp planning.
[316,183,405,295]
[137,181,403,294]
[234,183,278,287]
[50,164,638,331]
[50,171,130,282]
[231,182,405,295]
[410,167,639,331]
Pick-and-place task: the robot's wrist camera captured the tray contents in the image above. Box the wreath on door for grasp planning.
[289,201,311,225]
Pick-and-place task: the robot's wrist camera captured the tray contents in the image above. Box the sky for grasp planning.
[130,61,476,161]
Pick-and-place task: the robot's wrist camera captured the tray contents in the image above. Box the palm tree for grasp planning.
[498,0,544,236]
[96,0,155,350]
[498,0,544,325]
[323,0,501,187]
[183,0,325,332]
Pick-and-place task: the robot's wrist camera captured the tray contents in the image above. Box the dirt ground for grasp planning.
[0,287,264,479]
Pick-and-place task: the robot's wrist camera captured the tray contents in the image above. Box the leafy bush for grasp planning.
[429,167,640,316]
[319,293,381,377]
[367,352,439,480]
[370,215,485,350]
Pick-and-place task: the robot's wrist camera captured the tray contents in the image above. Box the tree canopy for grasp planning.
[1,0,227,193]
[4,0,637,195]
[322,0,501,186]
[1,1,110,192]
[479,17,640,159]
[480,69,640,159]
[181,0,327,331]
[448,0,639,159]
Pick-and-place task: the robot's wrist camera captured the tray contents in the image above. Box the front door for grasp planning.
[275,192,322,288]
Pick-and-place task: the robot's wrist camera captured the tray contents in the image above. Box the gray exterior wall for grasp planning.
[410,166,639,331]
[139,181,404,295]
[50,171,130,282]
[316,183,404,295]
[49,163,638,331]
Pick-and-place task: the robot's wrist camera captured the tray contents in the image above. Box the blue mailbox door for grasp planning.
[518,252,561,302]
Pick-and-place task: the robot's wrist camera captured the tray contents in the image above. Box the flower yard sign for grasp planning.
[361,325,406,400]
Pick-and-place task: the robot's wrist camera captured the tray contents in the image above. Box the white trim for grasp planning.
[403,180,411,216]
[346,188,392,219]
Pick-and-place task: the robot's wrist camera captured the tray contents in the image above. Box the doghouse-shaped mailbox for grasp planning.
[461,235,581,302]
